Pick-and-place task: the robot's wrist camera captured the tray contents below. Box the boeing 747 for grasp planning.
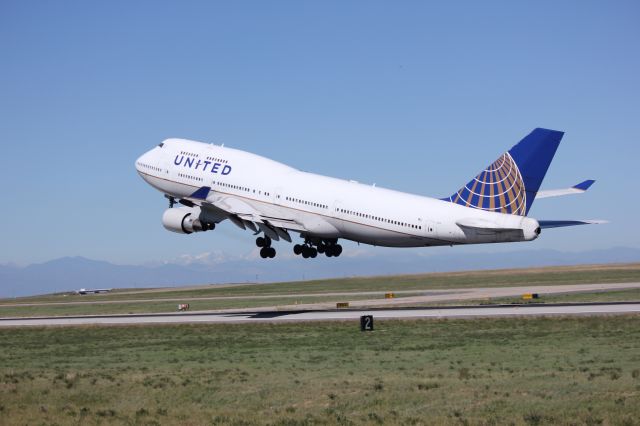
[136,128,603,258]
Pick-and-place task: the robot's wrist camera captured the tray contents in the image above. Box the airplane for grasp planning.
[75,288,112,295]
[135,128,604,259]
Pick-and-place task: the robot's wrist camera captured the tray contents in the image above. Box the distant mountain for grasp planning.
[1,247,639,298]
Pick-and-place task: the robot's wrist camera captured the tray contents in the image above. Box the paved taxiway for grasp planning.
[1,302,639,327]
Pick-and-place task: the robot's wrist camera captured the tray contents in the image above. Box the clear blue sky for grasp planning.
[1,1,638,265]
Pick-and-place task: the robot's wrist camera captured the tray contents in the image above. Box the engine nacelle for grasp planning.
[162,207,207,234]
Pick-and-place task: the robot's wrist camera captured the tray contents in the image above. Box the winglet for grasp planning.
[573,179,595,191]
[189,186,211,200]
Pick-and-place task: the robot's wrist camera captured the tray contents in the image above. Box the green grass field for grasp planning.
[0,294,387,318]
[488,287,640,305]
[406,287,640,308]
[1,262,639,320]
[2,316,640,425]
[2,287,640,319]
[4,262,640,305]
[1,263,640,318]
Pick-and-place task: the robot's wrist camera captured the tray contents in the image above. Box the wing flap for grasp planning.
[263,218,307,233]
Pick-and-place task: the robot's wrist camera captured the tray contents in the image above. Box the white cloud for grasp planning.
[161,250,239,266]
[341,247,378,258]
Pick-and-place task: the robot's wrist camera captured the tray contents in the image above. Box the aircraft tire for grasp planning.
[256,237,266,247]
[310,248,317,258]
[293,244,303,255]
[334,244,343,256]
[260,247,269,258]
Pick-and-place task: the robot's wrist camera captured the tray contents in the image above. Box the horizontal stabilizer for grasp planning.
[536,180,595,199]
[539,219,608,229]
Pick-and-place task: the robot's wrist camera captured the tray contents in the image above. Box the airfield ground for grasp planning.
[1,263,640,424]
[1,263,640,318]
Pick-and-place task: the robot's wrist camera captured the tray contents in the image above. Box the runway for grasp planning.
[3,282,640,310]
[1,302,639,327]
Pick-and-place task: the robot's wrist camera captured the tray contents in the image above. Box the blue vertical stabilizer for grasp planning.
[445,128,563,216]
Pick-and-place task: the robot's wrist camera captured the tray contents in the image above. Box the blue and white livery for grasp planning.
[135,128,604,259]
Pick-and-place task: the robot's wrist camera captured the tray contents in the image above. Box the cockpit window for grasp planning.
[157,143,164,148]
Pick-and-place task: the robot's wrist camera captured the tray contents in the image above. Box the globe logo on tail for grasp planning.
[449,152,527,216]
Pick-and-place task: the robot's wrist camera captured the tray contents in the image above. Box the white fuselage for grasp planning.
[136,138,540,248]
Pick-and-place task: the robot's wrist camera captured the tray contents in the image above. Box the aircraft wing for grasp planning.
[181,186,306,241]
[536,180,595,199]
[538,219,608,229]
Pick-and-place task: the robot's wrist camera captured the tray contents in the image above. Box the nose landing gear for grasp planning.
[165,195,177,208]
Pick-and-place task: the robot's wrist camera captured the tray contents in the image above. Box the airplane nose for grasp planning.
[135,152,148,174]
[135,155,143,173]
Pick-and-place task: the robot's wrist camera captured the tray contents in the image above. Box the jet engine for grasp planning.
[162,207,215,234]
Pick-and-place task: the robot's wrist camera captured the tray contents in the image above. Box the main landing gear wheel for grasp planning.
[323,243,342,257]
[330,244,343,257]
[256,236,272,248]
[294,239,341,259]
[301,245,317,259]
[260,247,276,258]
[257,236,276,259]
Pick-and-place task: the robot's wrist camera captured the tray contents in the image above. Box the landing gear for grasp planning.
[300,245,317,259]
[324,243,342,257]
[260,246,276,258]
[256,235,341,260]
[256,236,272,248]
[165,195,177,208]
[293,238,342,259]
[257,236,276,258]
